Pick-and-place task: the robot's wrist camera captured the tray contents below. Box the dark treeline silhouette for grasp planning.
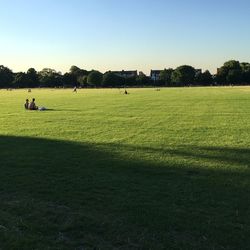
[1,60,250,88]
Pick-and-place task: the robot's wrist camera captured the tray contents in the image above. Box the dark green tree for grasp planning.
[102,72,123,87]
[216,66,228,85]
[159,68,174,86]
[87,70,103,87]
[69,66,89,86]
[171,65,196,86]
[0,65,14,88]
[63,73,76,87]
[240,62,250,84]
[38,68,63,87]
[12,72,27,88]
[227,69,242,85]
[136,72,150,86]
[202,70,213,86]
[78,75,88,88]
[224,60,241,70]
[216,60,242,85]
[195,70,213,86]
[26,68,38,87]
[70,66,81,75]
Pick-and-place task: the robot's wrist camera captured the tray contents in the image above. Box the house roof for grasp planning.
[112,70,137,74]
[150,70,162,75]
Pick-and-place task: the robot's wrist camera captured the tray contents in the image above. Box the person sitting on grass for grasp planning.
[24,99,29,110]
[28,98,38,110]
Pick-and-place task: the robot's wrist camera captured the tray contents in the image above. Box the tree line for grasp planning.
[1,60,250,88]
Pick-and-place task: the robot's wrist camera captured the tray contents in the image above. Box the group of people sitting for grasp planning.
[24,98,46,111]
[25,98,38,110]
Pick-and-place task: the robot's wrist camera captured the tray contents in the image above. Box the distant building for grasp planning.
[138,71,146,76]
[150,70,162,81]
[112,70,137,78]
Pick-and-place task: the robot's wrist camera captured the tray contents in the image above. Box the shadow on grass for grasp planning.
[45,108,85,112]
[26,109,55,112]
[0,135,249,249]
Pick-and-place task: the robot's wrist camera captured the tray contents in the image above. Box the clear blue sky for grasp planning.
[0,0,250,74]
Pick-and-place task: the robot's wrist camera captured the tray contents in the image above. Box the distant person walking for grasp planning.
[73,86,77,93]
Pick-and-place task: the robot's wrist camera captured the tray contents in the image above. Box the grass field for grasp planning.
[0,87,250,249]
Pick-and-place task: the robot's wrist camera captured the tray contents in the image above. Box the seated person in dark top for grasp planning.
[24,99,29,110]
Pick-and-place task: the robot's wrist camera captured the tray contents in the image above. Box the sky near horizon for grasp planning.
[0,0,250,74]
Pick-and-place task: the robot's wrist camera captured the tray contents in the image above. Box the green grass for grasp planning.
[0,87,250,249]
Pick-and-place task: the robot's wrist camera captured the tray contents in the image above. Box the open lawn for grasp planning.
[0,87,250,249]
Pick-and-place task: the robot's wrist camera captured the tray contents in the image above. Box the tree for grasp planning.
[216,66,228,85]
[227,69,242,85]
[224,60,241,70]
[202,70,213,86]
[159,68,174,86]
[171,65,196,86]
[240,62,250,84]
[12,72,28,88]
[78,75,88,88]
[63,73,76,87]
[69,66,89,86]
[26,68,38,87]
[102,72,123,87]
[0,65,14,88]
[38,68,63,87]
[136,72,150,86]
[70,66,81,75]
[87,70,103,87]
[216,60,242,85]
[195,70,213,86]
[124,76,136,87]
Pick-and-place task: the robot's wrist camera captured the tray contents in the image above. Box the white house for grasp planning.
[150,70,162,81]
[112,70,138,78]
